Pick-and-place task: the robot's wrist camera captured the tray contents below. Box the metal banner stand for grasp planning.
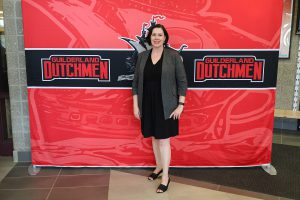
[261,164,277,175]
[28,164,41,176]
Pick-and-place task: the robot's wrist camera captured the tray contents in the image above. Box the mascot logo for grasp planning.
[119,15,187,81]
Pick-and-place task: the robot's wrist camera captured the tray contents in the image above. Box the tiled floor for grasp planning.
[0,129,298,200]
[0,165,289,200]
[0,156,15,182]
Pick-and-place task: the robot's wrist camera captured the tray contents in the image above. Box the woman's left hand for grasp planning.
[169,105,184,120]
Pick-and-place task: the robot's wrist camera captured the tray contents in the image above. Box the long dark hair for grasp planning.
[146,24,169,46]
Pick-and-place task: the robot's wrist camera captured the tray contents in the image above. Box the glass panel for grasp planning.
[0,0,12,142]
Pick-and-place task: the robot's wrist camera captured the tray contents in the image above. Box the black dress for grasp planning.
[141,51,178,139]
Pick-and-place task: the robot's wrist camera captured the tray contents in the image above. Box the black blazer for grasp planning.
[132,48,188,119]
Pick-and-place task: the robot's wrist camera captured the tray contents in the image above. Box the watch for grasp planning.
[178,102,185,106]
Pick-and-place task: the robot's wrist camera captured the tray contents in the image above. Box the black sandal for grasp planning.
[156,178,171,193]
[148,169,163,180]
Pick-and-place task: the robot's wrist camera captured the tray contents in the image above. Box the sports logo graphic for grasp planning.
[42,55,110,82]
[118,15,187,81]
[194,56,265,82]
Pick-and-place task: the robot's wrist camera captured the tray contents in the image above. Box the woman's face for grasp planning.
[151,28,166,48]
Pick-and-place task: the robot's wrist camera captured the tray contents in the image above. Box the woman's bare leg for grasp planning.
[157,138,171,191]
[152,137,162,174]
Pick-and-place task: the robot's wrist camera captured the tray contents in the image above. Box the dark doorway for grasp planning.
[0,3,13,156]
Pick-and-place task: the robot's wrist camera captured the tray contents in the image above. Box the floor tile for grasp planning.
[0,156,14,167]
[54,174,110,187]
[6,166,60,177]
[15,162,32,167]
[0,166,14,176]
[47,186,109,200]
[60,167,110,176]
[119,168,220,191]
[273,134,282,144]
[115,168,152,177]
[168,183,232,200]
[108,170,261,200]
[0,157,15,182]
[0,176,56,189]
[108,170,166,200]
[279,197,294,200]
[0,175,6,182]
[170,175,220,191]
[282,135,300,147]
[0,188,49,200]
[219,185,279,200]
[225,193,265,200]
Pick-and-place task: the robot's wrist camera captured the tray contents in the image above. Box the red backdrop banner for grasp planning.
[22,0,283,166]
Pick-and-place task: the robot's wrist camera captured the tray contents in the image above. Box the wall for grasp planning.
[3,0,30,161]
[276,0,300,110]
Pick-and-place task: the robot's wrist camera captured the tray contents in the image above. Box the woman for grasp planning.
[132,24,187,193]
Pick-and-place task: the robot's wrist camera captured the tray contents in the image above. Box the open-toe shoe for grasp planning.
[156,178,171,193]
[148,169,163,181]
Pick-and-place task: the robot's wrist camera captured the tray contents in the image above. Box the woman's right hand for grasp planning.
[133,104,140,120]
